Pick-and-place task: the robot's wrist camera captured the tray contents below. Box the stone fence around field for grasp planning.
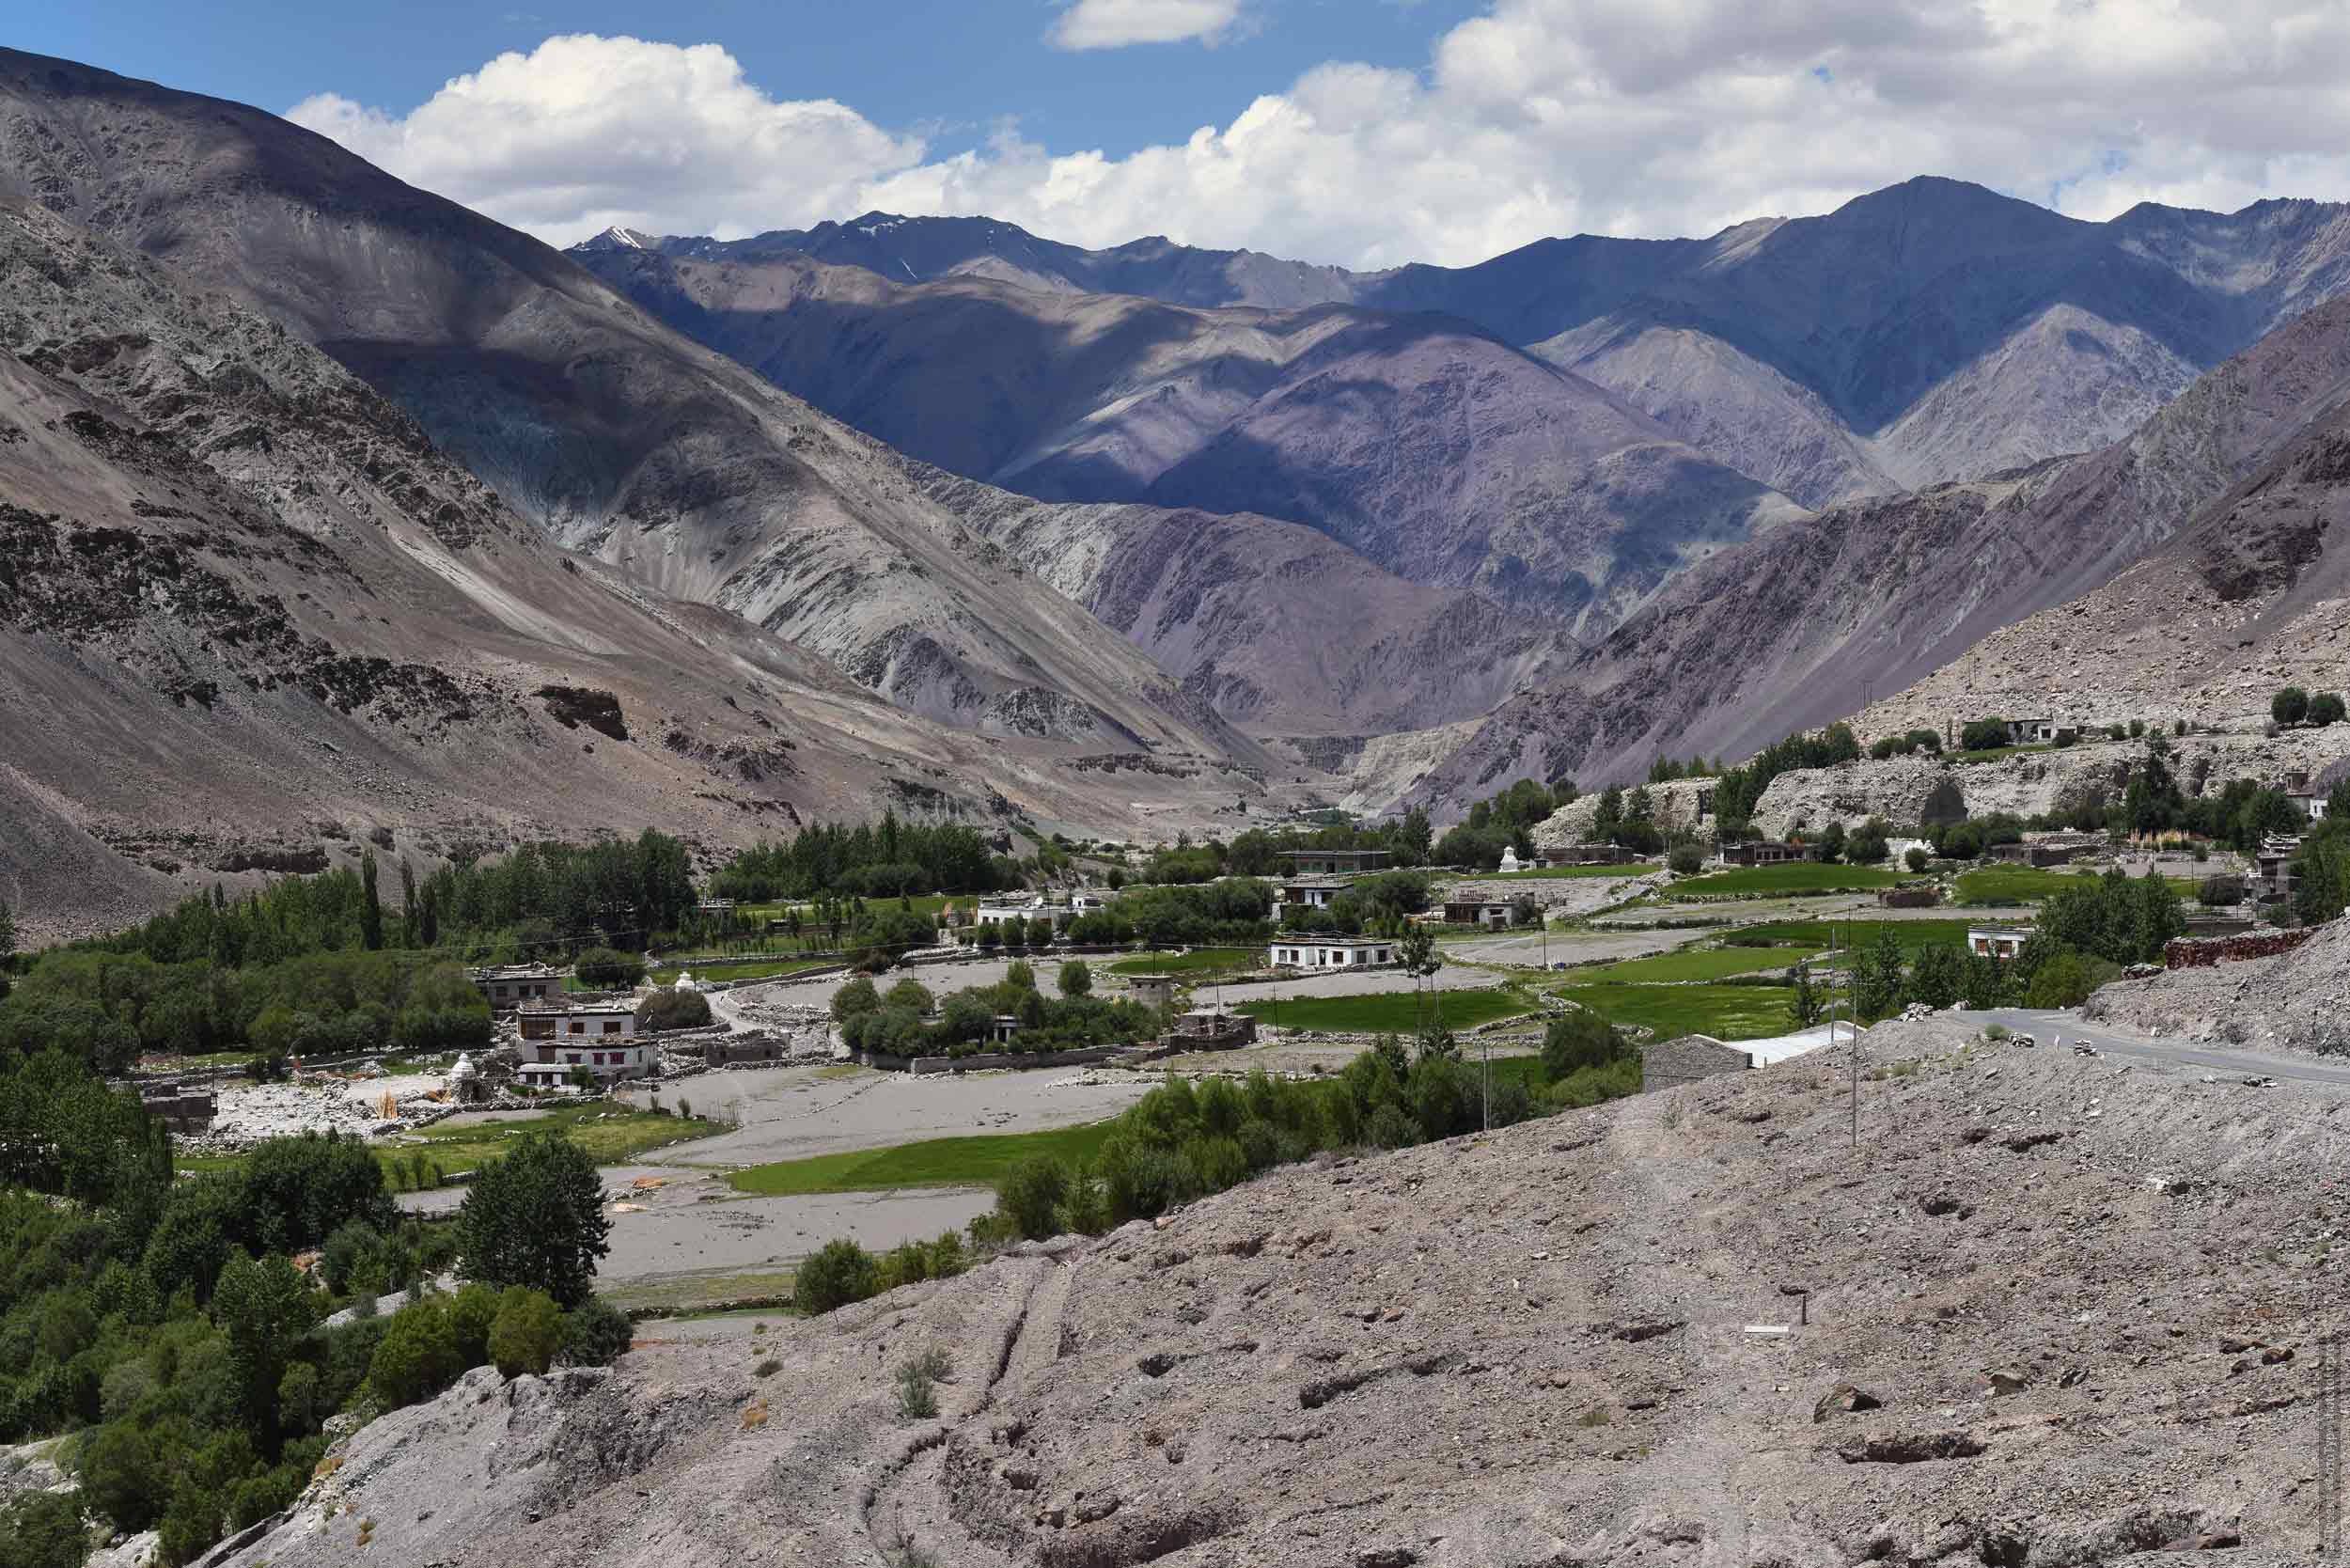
[2163,928,2315,969]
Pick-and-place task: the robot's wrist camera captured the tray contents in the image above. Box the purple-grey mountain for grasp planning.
[593,182,2350,510]
[0,47,1564,765]
[1400,281,2350,809]
[570,245,1801,634]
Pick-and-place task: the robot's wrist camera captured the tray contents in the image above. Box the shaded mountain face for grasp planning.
[0,196,1280,942]
[572,246,1799,635]
[617,180,2350,509]
[1397,285,2350,811]
[0,48,1271,764]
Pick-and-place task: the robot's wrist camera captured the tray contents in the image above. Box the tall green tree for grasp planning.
[454,1134,611,1309]
[359,852,384,952]
[1849,927,1906,1023]
[212,1250,310,1443]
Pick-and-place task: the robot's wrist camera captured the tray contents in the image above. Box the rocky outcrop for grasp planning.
[1532,777,1718,846]
[1745,731,2350,839]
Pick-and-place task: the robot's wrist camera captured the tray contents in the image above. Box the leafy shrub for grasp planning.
[635,987,712,1031]
[321,1220,385,1296]
[488,1288,564,1377]
[995,1155,1071,1243]
[561,1295,635,1368]
[2312,693,2346,727]
[1542,1010,1622,1078]
[2274,686,2311,727]
[794,1239,879,1315]
[367,1300,461,1409]
[572,947,647,990]
[1666,844,1703,875]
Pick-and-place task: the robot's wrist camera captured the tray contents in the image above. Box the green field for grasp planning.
[1234,987,1532,1034]
[1550,980,1798,1043]
[1574,941,1826,984]
[726,1120,1119,1196]
[1733,917,1978,954]
[1483,862,1660,880]
[174,1103,723,1183]
[647,958,833,985]
[385,1105,720,1179]
[1952,864,2100,903]
[1668,863,1905,898]
[1107,948,1260,976]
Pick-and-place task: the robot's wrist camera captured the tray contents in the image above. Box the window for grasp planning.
[568,1021,584,1035]
[565,1053,581,1064]
[603,1021,621,1035]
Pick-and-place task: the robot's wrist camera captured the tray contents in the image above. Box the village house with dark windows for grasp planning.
[1268,933,1398,970]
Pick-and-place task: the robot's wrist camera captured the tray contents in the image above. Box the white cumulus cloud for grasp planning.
[285,34,926,248]
[1048,0,1249,50]
[289,4,2350,268]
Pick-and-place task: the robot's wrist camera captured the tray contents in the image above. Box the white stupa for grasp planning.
[1499,845,1523,874]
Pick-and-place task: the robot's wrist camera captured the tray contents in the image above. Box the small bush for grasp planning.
[368,1300,462,1409]
[635,987,713,1031]
[995,1155,1071,1243]
[894,1348,949,1419]
[489,1287,565,1377]
[562,1295,634,1367]
[1666,844,1704,875]
[794,1238,879,1315]
[754,1357,781,1378]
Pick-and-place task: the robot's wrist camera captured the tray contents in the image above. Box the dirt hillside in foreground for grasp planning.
[219,1015,2346,1567]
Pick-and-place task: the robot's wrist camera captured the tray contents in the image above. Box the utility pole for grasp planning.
[1843,917,1857,1150]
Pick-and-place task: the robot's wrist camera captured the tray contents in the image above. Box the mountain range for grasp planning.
[583,184,2350,511]
[11,42,2350,933]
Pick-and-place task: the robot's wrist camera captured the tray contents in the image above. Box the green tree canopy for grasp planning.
[454,1134,611,1309]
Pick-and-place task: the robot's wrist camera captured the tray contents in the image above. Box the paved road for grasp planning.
[1957,1008,2350,1090]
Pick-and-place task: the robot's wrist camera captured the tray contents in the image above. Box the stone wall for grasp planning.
[1641,1034,1750,1093]
[1748,731,2350,839]
[2163,928,2316,969]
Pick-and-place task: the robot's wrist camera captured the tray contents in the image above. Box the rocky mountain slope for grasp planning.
[569,245,1800,633]
[611,181,2350,510]
[0,49,1293,762]
[0,193,1265,943]
[216,1017,2342,1566]
[1856,322,2350,742]
[1395,285,2350,808]
[911,476,1576,736]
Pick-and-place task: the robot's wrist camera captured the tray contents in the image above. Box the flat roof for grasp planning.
[1966,923,2035,936]
[1274,934,1394,948]
[1745,1019,1861,1067]
[1274,848,1388,859]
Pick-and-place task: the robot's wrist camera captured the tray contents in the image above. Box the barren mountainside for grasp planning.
[1399,283,2350,807]
[212,1019,2346,1567]
[571,244,1801,635]
[0,190,1265,943]
[0,48,1277,760]
[615,180,2350,511]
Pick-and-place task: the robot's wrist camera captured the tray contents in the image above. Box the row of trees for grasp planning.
[831,962,1155,1058]
[114,832,697,971]
[707,813,1016,902]
[0,948,493,1074]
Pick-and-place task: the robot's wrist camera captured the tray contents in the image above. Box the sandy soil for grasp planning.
[612,1063,1153,1169]
[398,1161,993,1294]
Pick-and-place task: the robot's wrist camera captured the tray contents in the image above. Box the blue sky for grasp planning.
[15,0,1484,168]
[14,2,2346,271]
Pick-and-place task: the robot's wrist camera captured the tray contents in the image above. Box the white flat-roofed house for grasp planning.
[514,1002,653,1089]
[1266,935,1398,971]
